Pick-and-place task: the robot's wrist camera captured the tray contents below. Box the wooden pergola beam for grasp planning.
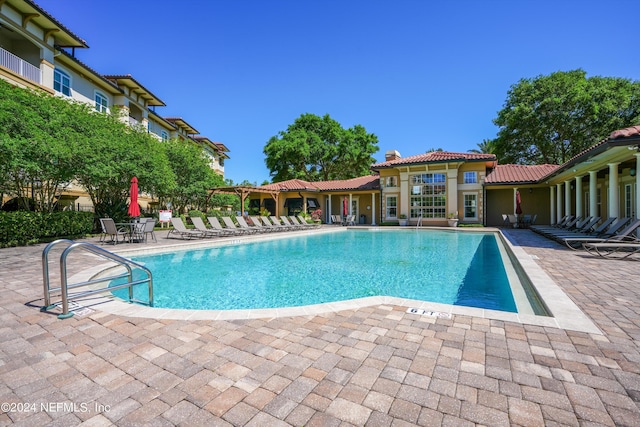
[207,186,280,215]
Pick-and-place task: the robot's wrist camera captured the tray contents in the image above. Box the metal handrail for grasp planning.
[416,212,423,228]
[42,240,153,319]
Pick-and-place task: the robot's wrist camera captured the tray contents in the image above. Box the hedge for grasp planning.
[0,211,94,247]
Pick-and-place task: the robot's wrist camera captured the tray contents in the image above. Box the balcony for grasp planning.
[0,47,41,84]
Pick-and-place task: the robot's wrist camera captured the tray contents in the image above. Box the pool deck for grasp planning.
[1,227,640,426]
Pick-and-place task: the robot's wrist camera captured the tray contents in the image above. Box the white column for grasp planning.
[399,172,409,218]
[550,185,556,225]
[371,192,376,225]
[513,187,518,215]
[327,196,332,223]
[349,193,353,216]
[556,183,563,222]
[564,180,572,219]
[447,170,458,218]
[608,163,619,218]
[589,171,597,218]
[575,176,583,218]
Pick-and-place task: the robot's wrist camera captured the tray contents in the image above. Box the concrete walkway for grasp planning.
[1,229,639,426]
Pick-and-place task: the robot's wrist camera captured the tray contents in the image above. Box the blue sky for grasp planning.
[36,0,640,185]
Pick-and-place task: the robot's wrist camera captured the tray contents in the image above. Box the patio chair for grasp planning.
[98,218,108,242]
[207,216,242,236]
[142,218,157,242]
[331,215,343,225]
[345,215,357,226]
[168,217,205,240]
[190,216,223,238]
[101,218,130,245]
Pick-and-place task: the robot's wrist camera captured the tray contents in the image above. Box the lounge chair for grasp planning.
[257,216,283,232]
[221,216,252,234]
[190,216,223,238]
[563,218,631,249]
[249,216,275,232]
[583,240,640,259]
[101,218,130,245]
[235,216,260,233]
[270,216,295,231]
[168,217,205,239]
[297,215,320,228]
[540,216,600,239]
[280,216,305,230]
[207,216,242,236]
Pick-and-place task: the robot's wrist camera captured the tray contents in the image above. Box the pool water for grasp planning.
[112,229,518,312]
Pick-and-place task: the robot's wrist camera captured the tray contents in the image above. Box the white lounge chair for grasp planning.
[221,216,252,234]
[190,216,223,238]
[207,216,242,236]
[168,217,204,239]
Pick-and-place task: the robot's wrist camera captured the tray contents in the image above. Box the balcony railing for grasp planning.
[0,47,41,84]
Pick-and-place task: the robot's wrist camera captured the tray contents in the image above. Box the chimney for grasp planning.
[385,150,401,162]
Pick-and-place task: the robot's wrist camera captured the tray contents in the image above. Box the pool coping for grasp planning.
[65,226,601,334]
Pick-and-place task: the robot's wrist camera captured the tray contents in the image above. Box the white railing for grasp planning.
[0,47,41,84]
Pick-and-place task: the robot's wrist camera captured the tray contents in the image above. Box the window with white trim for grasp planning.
[54,69,71,96]
[386,196,397,218]
[463,193,477,220]
[409,173,446,218]
[463,171,477,184]
[94,92,108,113]
[386,176,397,187]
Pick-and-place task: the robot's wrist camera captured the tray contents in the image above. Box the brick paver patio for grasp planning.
[1,228,639,426]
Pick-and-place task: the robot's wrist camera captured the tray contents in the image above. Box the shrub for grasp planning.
[0,211,94,247]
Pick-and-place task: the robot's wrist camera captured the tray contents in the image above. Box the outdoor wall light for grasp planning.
[631,168,637,177]
[528,188,533,193]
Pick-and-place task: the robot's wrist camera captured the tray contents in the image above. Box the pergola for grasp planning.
[207,186,281,215]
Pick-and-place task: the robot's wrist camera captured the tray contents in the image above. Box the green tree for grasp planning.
[264,113,379,182]
[0,81,85,212]
[491,69,640,165]
[160,139,222,214]
[74,114,175,220]
[468,139,496,154]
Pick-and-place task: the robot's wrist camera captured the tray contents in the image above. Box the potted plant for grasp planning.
[447,212,459,227]
[398,214,408,226]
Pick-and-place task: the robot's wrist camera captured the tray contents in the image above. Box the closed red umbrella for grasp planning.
[343,197,348,217]
[128,176,140,218]
[515,190,522,215]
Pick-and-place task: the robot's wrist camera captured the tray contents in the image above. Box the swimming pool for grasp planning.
[112,229,536,313]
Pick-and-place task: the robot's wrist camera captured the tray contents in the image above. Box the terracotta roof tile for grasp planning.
[313,175,380,191]
[372,151,496,169]
[485,164,560,184]
[258,175,380,192]
[609,125,640,140]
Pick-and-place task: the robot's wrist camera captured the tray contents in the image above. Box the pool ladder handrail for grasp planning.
[416,212,423,228]
[42,239,153,319]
